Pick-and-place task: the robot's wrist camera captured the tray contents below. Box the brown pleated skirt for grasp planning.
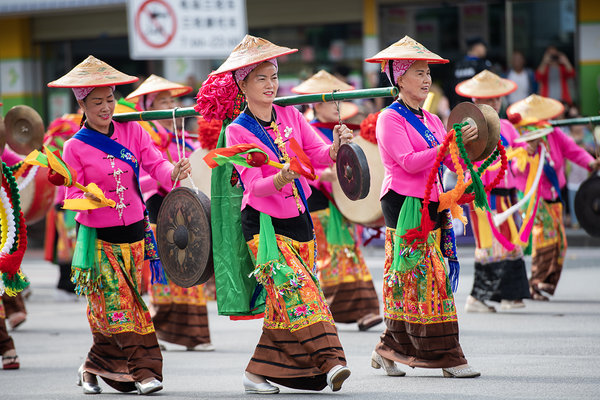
[246,234,347,391]
[322,280,380,323]
[247,323,346,391]
[85,332,162,392]
[152,303,211,347]
[375,228,467,369]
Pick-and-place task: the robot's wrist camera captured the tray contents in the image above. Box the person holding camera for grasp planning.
[535,46,575,105]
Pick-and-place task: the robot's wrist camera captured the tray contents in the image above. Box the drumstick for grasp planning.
[246,152,319,180]
[246,152,284,169]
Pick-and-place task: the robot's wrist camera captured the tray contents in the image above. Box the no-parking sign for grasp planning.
[127,0,247,59]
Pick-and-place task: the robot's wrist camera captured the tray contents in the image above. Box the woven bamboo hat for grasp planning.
[365,35,448,64]
[292,70,358,120]
[513,121,554,143]
[455,70,517,99]
[125,74,192,103]
[291,70,354,94]
[210,35,297,76]
[48,55,138,88]
[506,94,564,124]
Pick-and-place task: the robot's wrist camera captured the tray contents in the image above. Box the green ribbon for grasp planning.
[386,197,431,286]
[70,224,101,295]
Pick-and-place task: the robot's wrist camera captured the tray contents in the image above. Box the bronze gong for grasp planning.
[156,187,214,287]
[3,105,45,155]
[336,142,370,201]
[574,174,600,237]
[447,102,500,162]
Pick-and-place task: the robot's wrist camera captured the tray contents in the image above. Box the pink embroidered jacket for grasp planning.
[513,127,594,201]
[226,105,333,219]
[62,121,174,228]
[139,122,197,201]
[376,106,452,201]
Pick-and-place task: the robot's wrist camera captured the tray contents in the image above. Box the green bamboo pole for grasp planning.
[112,87,398,122]
[550,116,600,127]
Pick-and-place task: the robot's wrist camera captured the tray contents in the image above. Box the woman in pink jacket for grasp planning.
[126,75,214,352]
[455,70,532,312]
[208,35,353,394]
[507,95,600,300]
[49,56,190,395]
[366,36,480,378]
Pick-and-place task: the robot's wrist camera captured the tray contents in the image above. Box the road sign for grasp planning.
[127,0,247,59]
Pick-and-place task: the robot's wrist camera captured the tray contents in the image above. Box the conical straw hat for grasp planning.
[304,102,359,122]
[513,121,554,143]
[48,55,138,88]
[125,74,192,103]
[210,35,297,76]
[291,70,354,94]
[455,70,517,99]
[506,94,564,124]
[365,35,448,64]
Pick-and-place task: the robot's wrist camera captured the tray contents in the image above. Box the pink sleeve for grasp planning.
[62,139,87,201]
[377,111,439,174]
[226,124,279,197]
[1,147,22,166]
[554,128,594,170]
[136,124,174,188]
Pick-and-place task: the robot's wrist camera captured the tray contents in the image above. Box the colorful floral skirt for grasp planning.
[375,228,467,368]
[312,208,379,323]
[150,279,211,347]
[245,234,346,390]
[83,239,162,388]
[530,200,567,295]
[469,193,530,302]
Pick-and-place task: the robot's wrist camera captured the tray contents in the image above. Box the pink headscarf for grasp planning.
[143,92,159,110]
[234,59,278,83]
[384,60,416,86]
[72,85,115,100]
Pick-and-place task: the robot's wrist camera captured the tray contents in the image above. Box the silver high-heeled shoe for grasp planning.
[134,378,163,395]
[326,365,351,392]
[243,373,279,394]
[77,365,102,394]
[371,351,406,376]
[442,365,481,378]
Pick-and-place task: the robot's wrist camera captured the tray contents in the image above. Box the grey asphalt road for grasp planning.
[1,246,599,400]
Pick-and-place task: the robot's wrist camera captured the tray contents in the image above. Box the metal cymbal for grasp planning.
[447,102,500,162]
[478,103,501,160]
[3,105,45,155]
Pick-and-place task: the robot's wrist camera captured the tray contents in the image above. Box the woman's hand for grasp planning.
[461,124,479,145]
[330,124,354,160]
[172,158,192,181]
[588,157,600,171]
[526,139,541,155]
[273,163,300,190]
[84,192,101,202]
[319,167,336,182]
